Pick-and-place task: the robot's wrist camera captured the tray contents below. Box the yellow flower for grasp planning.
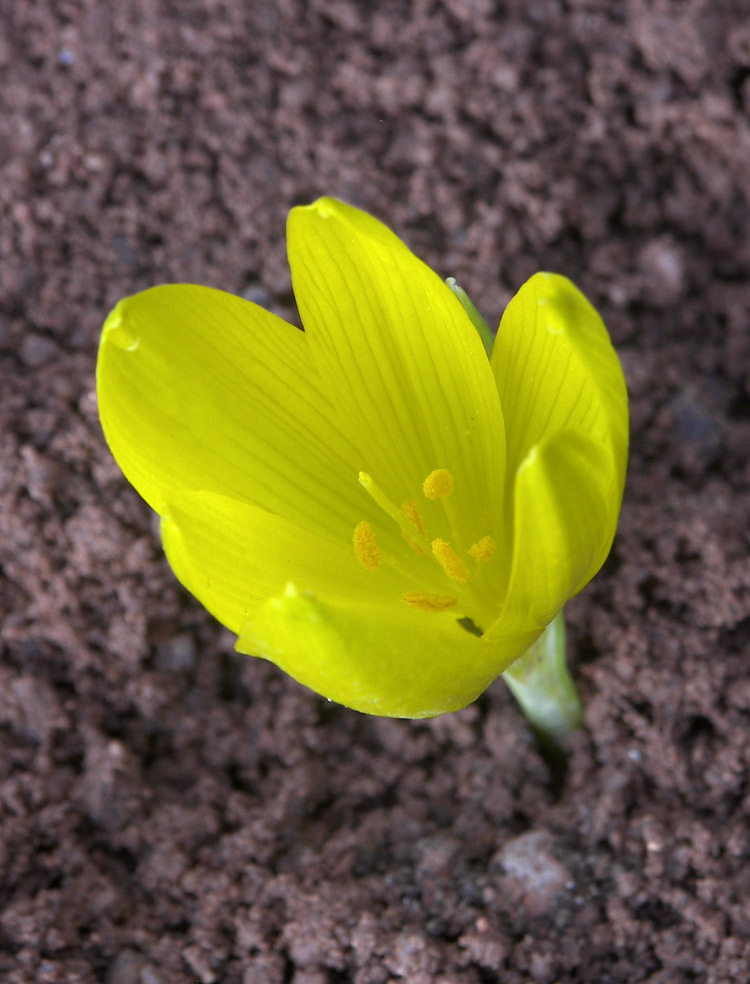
[97,198,628,718]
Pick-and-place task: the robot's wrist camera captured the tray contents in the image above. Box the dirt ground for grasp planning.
[1,1,750,982]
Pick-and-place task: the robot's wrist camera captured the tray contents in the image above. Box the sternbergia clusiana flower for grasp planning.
[97,198,628,721]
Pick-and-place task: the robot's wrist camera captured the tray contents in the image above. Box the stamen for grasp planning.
[401,499,426,535]
[431,539,470,584]
[469,535,496,563]
[359,472,429,550]
[402,592,457,613]
[353,521,381,571]
[359,472,407,527]
[423,468,454,499]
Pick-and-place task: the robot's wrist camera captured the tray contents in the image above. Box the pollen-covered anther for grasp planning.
[401,499,426,534]
[469,535,496,563]
[432,538,470,584]
[422,468,454,500]
[402,592,457,613]
[353,520,381,572]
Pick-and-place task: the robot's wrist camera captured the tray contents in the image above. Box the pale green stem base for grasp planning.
[502,611,583,746]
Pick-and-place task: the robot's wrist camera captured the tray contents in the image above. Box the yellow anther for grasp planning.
[402,592,457,613]
[401,499,426,535]
[423,468,454,499]
[431,539,470,584]
[353,521,381,572]
[469,535,496,563]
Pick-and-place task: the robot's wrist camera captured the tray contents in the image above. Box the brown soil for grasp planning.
[2,1,750,982]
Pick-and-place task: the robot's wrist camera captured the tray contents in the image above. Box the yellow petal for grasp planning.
[160,490,407,633]
[491,429,622,637]
[97,285,366,541]
[236,586,526,718]
[287,197,506,552]
[162,489,531,716]
[492,272,628,490]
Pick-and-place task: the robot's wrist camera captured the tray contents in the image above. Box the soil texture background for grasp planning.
[2,1,750,982]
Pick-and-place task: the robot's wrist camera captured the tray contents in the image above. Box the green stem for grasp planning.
[446,277,495,358]
[502,611,583,746]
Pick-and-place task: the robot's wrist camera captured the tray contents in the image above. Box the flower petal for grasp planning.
[491,272,628,488]
[287,198,507,552]
[160,489,407,633]
[97,284,367,540]
[490,429,622,638]
[236,585,521,718]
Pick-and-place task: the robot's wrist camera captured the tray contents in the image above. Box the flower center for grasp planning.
[353,468,496,626]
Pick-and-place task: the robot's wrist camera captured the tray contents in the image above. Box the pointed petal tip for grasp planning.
[309,197,339,218]
[290,196,341,221]
[525,271,599,332]
[289,197,383,239]
[101,301,139,352]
